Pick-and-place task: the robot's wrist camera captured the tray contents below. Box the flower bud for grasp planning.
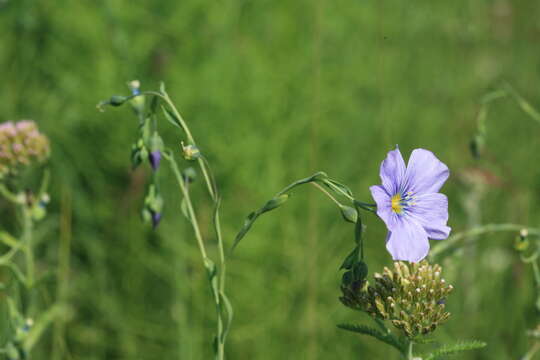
[182,167,197,183]
[262,194,289,213]
[340,205,358,223]
[148,150,161,171]
[109,95,128,107]
[181,142,201,160]
[151,210,162,229]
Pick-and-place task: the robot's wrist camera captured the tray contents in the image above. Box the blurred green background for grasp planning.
[1,0,540,358]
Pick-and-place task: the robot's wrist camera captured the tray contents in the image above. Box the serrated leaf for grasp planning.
[423,340,487,360]
[337,323,406,354]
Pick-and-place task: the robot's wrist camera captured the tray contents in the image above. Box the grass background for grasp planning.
[1,0,540,358]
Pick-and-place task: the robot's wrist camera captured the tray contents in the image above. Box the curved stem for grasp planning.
[430,223,540,258]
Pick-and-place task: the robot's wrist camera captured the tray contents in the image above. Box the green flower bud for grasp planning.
[262,194,289,213]
[109,95,128,107]
[340,205,358,223]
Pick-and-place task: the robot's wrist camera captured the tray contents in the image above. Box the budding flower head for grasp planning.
[0,120,50,179]
[181,142,201,161]
[340,260,453,338]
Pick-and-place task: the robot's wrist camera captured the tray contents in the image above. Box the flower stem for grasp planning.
[407,341,414,360]
[311,182,343,208]
[430,223,540,258]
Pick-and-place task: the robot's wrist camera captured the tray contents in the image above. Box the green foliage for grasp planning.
[337,323,406,354]
[1,0,540,358]
[423,340,487,360]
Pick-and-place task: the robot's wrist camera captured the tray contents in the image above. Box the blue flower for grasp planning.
[370,146,451,262]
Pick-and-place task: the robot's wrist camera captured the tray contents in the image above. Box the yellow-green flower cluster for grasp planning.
[0,120,50,178]
[341,261,453,338]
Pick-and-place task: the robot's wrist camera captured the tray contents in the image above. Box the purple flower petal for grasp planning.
[408,193,451,240]
[149,150,161,171]
[151,211,162,229]
[386,218,430,262]
[404,149,449,195]
[379,146,406,195]
[370,185,399,231]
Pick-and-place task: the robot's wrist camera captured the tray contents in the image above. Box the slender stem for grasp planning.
[150,91,217,201]
[430,223,540,258]
[311,182,343,208]
[407,341,414,360]
[522,341,540,360]
[165,154,208,260]
[22,206,34,289]
[0,184,21,204]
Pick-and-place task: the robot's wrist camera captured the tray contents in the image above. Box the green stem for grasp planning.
[0,184,21,204]
[311,182,343,208]
[144,90,217,201]
[22,206,34,289]
[407,341,414,360]
[165,153,208,260]
[164,152,225,360]
[430,223,540,258]
[522,341,540,360]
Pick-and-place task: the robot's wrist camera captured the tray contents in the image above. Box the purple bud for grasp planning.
[149,150,161,171]
[151,211,162,229]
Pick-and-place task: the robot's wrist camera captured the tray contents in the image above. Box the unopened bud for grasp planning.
[181,142,201,160]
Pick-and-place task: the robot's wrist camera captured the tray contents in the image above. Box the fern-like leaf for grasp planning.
[337,323,406,354]
[423,340,487,360]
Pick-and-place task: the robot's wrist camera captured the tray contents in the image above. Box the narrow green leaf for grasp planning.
[324,179,354,198]
[0,231,19,248]
[340,247,359,270]
[161,105,184,131]
[24,305,68,351]
[261,194,289,213]
[180,198,190,221]
[232,211,260,250]
[423,340,487,360]
[337,323,406,354]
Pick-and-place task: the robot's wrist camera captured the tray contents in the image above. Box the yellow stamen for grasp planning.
[391,194,402,214]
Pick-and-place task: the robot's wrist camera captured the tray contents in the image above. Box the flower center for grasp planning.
[391,192,415,214]
[391,194,402,214]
